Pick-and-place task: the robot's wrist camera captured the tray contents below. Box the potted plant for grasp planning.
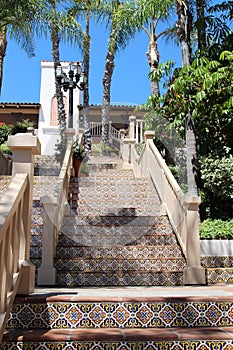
[73,139,85,176]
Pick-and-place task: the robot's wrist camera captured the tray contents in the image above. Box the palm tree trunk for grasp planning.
[101,0,119,145]
[50,1,66,135]
[146,39,160,96]
[177,0,198,196]
[196,0,206,51]
[101,46,115,144]
[0,28,7,95]
[83,10,91,154]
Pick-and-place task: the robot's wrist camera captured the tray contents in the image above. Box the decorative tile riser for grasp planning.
[55,244,183,259]
[56,271,183,287]
[62,215,166,226]
[56,234,178,247]
[2,340,233,349]
[202,256,233,268]
[55,257,186,271]
[206,268,233,285]
[75,207,160,217]
[57,235,177,252]
[6,300,233,329]
[61,221,174,233]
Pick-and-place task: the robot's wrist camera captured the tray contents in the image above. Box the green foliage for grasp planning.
[199,155,233,219]
[0,141,12,155]
[0,123,13,145]
[73,139,85,160]
[135,142,145,155]
[92,141,112,155]
[146,50,233,220]
[12,119,35,135]
[200,156,233,199]
[200,219,233,239]
[54,136,67,164]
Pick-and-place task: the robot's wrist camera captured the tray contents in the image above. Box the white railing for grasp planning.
[121,130,205,285]
[38,129,76,285]
[90,122,120,141]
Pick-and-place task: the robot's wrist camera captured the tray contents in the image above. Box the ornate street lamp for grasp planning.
[56,62,86,129]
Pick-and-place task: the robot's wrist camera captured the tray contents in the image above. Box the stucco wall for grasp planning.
[37,61,81,155]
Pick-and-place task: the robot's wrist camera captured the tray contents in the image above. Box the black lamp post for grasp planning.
[56,62,86,129]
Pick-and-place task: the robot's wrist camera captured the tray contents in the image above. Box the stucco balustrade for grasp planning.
[0,131,41,341]
[120,123,205,285]
[38,128,75,285]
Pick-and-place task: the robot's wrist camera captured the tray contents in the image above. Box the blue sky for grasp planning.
[0,21,181,106]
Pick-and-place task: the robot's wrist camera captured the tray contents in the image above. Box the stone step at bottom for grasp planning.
[3,327,233,349]
[6,293,233,329]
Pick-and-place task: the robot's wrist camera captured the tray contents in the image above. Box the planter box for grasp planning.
[200,239,233,257]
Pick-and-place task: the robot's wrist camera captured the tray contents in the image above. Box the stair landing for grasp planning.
[3,285,233,349]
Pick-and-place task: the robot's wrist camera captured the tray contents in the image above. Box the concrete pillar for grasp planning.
[144,130,155,141]
[129,116,136,139]
[8,131,41,294]
[183,196,206,285]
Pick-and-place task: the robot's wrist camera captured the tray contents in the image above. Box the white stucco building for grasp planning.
[37,61,82,155]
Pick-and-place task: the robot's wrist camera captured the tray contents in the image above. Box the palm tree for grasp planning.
[50,0,66,135]
[70,0,104,153]
[0,0,37,94]
[176,0,198,195]
[134,0,176,96]
[101,0,138,144]
[36,0,84,134]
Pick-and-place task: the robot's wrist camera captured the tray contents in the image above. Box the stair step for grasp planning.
[54,257,186,271]
[56,271,184,286]
[207,268,233,284]
[5,293,233,329]
[55,244,183,258]
[3,327,233,345]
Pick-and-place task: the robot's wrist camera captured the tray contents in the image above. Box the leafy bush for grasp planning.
[200,219,233,239]
[0,123,13,145]
[0,142,12,155]
[201,156,233,199]
[12,119,35,134]
[92,142,112,155]
[199,155,233,220]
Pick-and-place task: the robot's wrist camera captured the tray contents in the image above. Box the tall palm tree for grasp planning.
[101,0,138,144]
[135,0,176,96]
[0,0,37,94]
[50,0,66,135]
[176,0,198,195]
[36,0,84,134]
[71,0,103,153]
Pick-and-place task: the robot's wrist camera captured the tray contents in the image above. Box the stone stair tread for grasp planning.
[3,327,233,342]
[11,291,233,303]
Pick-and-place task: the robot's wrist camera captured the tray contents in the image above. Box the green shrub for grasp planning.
[0,142,12,155]
[200,155,233,220]
[200,218,233,239]
[0,123,13,145]
[12,119,35,134]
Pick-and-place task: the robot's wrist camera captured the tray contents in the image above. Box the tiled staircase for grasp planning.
[2,155,233,348]
[55,155,186,287]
